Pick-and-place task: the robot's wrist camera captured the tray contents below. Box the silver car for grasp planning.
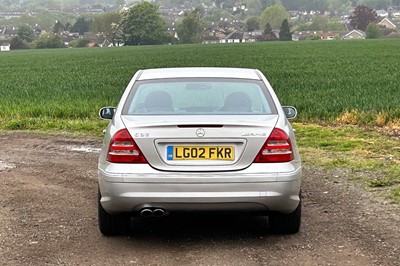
[98,67,302,235]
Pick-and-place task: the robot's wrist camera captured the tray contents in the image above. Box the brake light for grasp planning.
[107,129,147,163]
[254,128,294,163]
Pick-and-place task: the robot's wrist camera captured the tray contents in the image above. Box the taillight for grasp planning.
[254,128,294,163]
[107,129,147,163]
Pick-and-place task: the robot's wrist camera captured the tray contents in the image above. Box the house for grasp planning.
[224,31,243,43]
[0,11,24,19]
[248,30,263,38]
[202,29,226,44]
[385,32,400,38]
[203,35,221,44]
[292,31,323,41]
[393,11,400,18]
[242,32,257,42]
[89,8,104,14]
[342,30,366,40]
[321,32,339,40]
[376,10,389,18]
[222,31,257,43]
[0,43,10,51]
[3,26,18,37]
[379,18,397,30]
[87,42,99,48]
[218,20,242,32]
[289,10,300,18]
[167,23,178,39]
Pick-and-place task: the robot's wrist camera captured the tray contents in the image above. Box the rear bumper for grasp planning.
[98,166,302,215]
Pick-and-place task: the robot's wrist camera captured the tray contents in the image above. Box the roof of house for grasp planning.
[379,18,397,28]
[343,30,366,38]
[376,10,389,17]
[321,32,340,38]
[225,31,243,40]
[385,32,400,38]
[242,32,257,39]
[203,35,221,41]
[87,42,98,48]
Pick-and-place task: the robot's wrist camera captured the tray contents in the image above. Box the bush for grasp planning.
[35,34,65,49]
[366,23,381,39]
[9,36,29,50]
[77,38,91,47]
[69,38,91,48]
[381,27,396,37]
[308,34,321,40]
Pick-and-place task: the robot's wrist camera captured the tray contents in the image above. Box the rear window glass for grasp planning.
[122,79,277,115]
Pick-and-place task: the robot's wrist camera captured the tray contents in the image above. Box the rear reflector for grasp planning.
[254,128,294,163]
[107,129,147,163]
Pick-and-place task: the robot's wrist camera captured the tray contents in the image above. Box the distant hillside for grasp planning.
[0,0,118,11]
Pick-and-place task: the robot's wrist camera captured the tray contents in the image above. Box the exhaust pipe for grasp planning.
[140,208,153,217]
[153,209,165,217]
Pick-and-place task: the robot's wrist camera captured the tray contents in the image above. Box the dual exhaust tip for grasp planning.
[140,208,166,217]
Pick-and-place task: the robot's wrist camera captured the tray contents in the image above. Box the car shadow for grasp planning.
[126,213,273,240]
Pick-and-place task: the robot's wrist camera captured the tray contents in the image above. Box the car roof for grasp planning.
[137,67,262,81]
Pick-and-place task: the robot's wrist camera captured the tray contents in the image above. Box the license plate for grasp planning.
[167,146,234,160]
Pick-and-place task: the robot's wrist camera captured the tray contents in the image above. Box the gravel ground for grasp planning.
[0,132,399,266]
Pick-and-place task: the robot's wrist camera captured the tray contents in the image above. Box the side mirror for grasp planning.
[99,107,116,120]
[282,106,297,120]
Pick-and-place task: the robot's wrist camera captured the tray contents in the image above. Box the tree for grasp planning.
[365,23,381,39]
[204,8,233,23]
[107,22,124,46]
[244,16,260,32]
[119,2,170,45]
[280,0,298,10]
[115,0,124,6]
[260,4,289,30]
[176,8,205,43]
[35,33,64,49]
[309,15,329,31]
[261,23,277,41]
[328,20,346,31]
[308,34,322,40]
[53,20,65,34]
[259,0,278,10]
[17,25,35,43]
[297,0,329,12]
[91,12,120,34]
[359,0,391,10]
[279,19,292,41]
[70,16,92,35]
[73,38,91,47]
[10,36,29,49]
[349,5,379,31]
[244,0,266,16]
[327,0,351,13]
[65,22,72,32]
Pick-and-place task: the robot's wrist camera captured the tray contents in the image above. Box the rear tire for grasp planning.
[98,189,130,236]
[268,199,301,234]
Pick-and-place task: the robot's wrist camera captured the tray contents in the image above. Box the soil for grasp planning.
[0,132,399,266]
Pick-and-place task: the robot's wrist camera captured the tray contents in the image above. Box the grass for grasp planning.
[1,40,399,202]
[1,39,400,129]
[295,123,400,203]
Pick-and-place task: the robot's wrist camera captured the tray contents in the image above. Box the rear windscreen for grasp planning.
[122,79,277,115]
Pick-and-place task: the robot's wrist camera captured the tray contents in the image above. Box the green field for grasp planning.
[1,39,400,131]
[0,40,399,202]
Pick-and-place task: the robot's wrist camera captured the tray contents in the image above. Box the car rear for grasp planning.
[98,68,302,235]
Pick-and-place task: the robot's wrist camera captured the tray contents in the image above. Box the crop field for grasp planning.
[0,40,399,201]
[1,39,400,132]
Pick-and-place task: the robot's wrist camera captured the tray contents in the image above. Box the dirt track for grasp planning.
[0,132,399,266]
